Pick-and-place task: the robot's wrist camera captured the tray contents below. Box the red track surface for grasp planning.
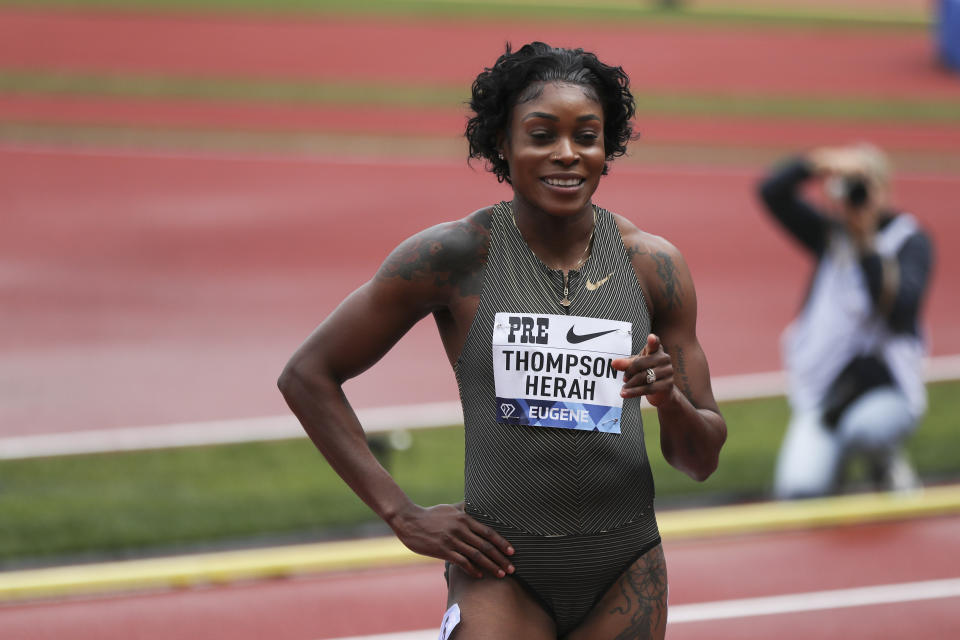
[2,515,958,639]
[5,94,960,153]
[3,148,958,437]
[3,9,959,102]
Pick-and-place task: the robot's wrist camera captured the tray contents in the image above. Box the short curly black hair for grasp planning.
[466,41,637,184]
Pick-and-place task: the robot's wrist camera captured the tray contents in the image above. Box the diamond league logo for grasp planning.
[500,403,515,419]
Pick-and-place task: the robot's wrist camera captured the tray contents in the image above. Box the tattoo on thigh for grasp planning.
[608,546,668,640]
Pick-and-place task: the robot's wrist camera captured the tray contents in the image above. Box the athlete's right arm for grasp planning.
[277,214,515,579]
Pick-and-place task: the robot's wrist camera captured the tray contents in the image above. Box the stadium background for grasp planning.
[1,1,959,638]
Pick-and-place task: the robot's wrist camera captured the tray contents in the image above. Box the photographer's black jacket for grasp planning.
[757,157,933,337]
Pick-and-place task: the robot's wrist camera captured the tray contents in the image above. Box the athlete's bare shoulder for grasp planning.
[375,207,492,304]
[613,214,680,260]
[613,212,692,320]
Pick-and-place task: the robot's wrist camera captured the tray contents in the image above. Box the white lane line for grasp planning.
[3,356,959,459]
[0,401,463,460]
[323,577,960,639]
[668,577,960,623]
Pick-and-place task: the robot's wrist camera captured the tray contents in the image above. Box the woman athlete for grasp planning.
[279,42,727,639]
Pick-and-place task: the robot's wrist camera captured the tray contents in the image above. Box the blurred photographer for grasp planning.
[757,144,934,499]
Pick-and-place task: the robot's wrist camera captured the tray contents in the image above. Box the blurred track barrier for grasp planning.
[2,484,959,603]
[938,0,960,70]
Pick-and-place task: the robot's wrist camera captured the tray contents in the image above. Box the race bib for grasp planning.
[492,312,632,433]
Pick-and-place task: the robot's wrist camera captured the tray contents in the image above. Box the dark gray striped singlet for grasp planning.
[453,202,660,634]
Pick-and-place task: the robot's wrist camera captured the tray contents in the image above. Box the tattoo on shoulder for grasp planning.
[653,250,683,312]
[608,545,668,639]
[376,213,489,298]
[378,236,431,282]
[625,241,649,260]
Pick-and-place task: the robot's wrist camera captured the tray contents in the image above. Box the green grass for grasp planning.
[0,0,932,28]
[1,379,957,567]
[4,69,959,125]
[649,380,960,500]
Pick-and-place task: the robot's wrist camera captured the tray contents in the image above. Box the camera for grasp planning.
[826,175,870,208]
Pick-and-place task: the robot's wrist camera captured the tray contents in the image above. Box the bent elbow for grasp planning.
[278,355,342,405]
[691,459,719,483]
[665,450,719,483]
[277,363,296,397]
[277,357,314,401]
[687,430,726,482]
[697,427,727,481]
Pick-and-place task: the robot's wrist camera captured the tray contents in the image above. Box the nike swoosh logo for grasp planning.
[566,327,618,344]
[585,272,614,291]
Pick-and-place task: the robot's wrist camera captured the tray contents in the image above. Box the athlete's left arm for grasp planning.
[612,225,727,481]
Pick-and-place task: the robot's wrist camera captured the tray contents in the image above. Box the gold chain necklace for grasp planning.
[511,205,597,307]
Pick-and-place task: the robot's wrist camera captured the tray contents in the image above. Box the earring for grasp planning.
[498,152,504,160]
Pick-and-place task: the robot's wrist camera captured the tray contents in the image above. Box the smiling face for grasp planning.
[502,81,606,219]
